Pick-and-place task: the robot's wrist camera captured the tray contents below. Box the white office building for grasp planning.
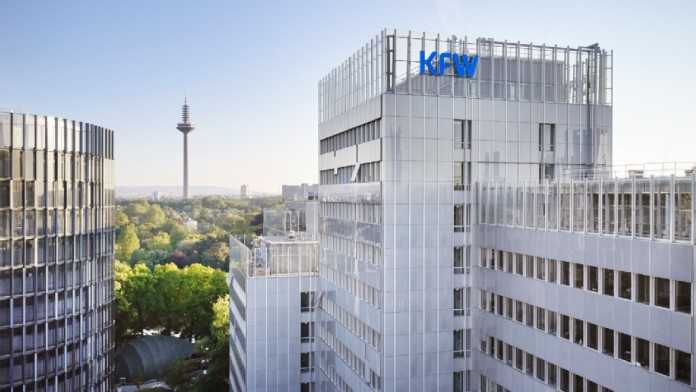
[229,200,320,391]
[315,29,693,392]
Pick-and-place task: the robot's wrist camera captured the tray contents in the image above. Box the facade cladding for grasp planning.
[0,112,115,391]
[317,29,693,392]
[229,201,319,391]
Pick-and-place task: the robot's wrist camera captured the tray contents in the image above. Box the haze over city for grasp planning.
[1,0,694,193]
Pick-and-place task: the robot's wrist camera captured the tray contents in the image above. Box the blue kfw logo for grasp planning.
[419,51,478,77]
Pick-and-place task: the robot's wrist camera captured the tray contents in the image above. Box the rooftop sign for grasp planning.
[419,51,478,77]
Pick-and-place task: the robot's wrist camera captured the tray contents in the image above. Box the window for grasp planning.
[619,272,631,300]
[548,311,557,336]
[675,350,691,385]
[301,322,314,343]
[635,338,649,369]
[536,257,545,280]
[588,266,598,292]
[515,301,523,323]
[574,375,584,392]
[676,281,691,314]
[496,339,503,360]
[654,277,670,308]
[515,254,523,276]
[453,371,465,392]
[454,162,471,190]
[454,204,469,232]
[560,261,570,286]
[536,357,546,381]
[603,328,614,356]
[301,292,315,312]
[540,164,555,181]
[454,120,472,149]
[574,319,584,345]
[525,256,534,277]
[548,259,557,283]
[515,348,523,370]
[505,344,512,366]
[574,263,584,289]
[654,343,670,377]
[536,308,545,331]
[525,353,533,375]
[539,124,555,152]
[301,382,315,392]
[618,333,631,362]
[560,368,570,392]
[454,289,465,316]
[603,269,614,296]
[454,330,465,358]
[548,364,557,387]
[300,352,314,372]
[505,252,512,273]
[560,315,570,340]
[587,323,598,350]
[587,381,598,392]
[454,247,468,274]
[525,304,534,327]
[636,274,649,304]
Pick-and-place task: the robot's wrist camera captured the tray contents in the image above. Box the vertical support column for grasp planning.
[614,178,619,236]
[650,176,655,241]
[183,133,188,199]
[631,176,636,239]
[598,178,603,236]
[670,174,675,243]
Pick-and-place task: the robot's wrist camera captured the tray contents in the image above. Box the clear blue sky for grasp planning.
[2,0,694,193]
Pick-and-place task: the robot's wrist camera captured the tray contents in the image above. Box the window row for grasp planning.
[481,335,614,392]
[320,297,380,350]
[0,319,112,358]
[320,265,380,309]
[0,264,114,298]
[318,351,355,392]
[318,324,367,382]
[479,177,692,242]
[320,202,382,224]
[453,120,472,150]
[0,207,116,240]
[0,113,114,158]
[480,290,692,385]
[0,233,116,270]
[479,248,692,314]
[319,120,381,154]
[320,234,382,264]
[320,162,382,185]
[0,149,115,185]
[453,287,472,316]
[0,180,115,211]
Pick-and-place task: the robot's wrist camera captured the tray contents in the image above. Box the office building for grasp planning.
[314,29,693,392]
[241,185,250,199]
[0,111,116,391]
[229,199,320,392]
[282,184,319,201]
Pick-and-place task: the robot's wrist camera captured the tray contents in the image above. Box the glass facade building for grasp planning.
[316,29,693,392]
[0,112,115,391]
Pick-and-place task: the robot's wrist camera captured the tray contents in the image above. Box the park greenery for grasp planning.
[114,196,281,390]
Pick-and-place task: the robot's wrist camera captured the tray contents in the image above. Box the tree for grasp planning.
[164,219,190,249]
[144,232,172,252]
[116,224,140,262]
[144,204,166,227]
[210,295,229,342]
[115,210,129,228]
[201,242,229,270]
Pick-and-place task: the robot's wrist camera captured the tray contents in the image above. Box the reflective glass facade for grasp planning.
[0,112,115,391]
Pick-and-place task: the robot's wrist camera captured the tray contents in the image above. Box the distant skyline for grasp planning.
[2,0,695,193]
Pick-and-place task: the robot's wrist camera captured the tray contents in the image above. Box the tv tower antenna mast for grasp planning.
[176,95,196,199]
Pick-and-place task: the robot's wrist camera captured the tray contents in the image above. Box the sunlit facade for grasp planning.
[0,112,116,391]
[316,29,694,392]
[229,200,319,392]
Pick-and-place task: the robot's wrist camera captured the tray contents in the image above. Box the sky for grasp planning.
[1,0,695,193]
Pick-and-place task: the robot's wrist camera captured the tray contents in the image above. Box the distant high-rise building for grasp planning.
[282,183,318,201]
[0,111,116,391]
[240,184,250,198]
[176,97,196,199]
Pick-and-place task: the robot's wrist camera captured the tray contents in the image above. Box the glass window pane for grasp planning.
[619,272,631,300]
[636,274,650,304]
[676,281,691,314]
[603,269,614,296]
[654,277,670,308]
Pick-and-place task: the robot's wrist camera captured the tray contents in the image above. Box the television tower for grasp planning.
[176,96,196,198]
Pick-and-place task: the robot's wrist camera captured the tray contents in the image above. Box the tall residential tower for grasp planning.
[176,97,196,199]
